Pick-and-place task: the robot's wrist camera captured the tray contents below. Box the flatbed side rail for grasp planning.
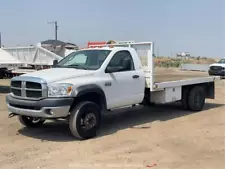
[154,76,219,89]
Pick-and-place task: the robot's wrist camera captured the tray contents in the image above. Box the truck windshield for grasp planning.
[56,50,111,70]
[218,58,225,64]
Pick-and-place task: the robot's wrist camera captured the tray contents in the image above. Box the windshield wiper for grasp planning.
[65,64,87,70]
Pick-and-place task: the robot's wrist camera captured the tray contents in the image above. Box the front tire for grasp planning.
[69,101,101,140]
[18,116,45,128]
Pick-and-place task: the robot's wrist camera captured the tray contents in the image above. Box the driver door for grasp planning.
[103,50,145,109]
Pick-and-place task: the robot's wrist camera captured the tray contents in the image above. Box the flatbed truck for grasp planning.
[6,41,219,140]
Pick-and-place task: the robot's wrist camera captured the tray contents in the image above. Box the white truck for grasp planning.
[208,57,225,78]
[6,42,219,140]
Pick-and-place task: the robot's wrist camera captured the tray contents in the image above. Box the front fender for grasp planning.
[75,84,107,110]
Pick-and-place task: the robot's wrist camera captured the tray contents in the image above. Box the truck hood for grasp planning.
[21,68,95,83]
[210,63,225,68]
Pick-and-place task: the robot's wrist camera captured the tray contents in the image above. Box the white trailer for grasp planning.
[6,41,219,140]
[3,44,63,65]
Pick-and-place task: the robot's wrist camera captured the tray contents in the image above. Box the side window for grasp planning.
[107,50,135,72]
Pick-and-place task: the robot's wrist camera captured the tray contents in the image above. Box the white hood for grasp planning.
[210,63,225,67]
[21,68,95,83]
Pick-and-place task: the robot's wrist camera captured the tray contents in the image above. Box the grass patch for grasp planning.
[154,57,216,68]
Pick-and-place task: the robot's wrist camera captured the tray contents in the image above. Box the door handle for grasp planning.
[132,75,139,79]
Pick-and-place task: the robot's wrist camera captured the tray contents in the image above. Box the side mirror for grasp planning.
[105,66,119,73]
[53,60,58,67]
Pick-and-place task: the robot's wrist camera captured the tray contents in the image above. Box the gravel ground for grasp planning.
[0,69,224,169]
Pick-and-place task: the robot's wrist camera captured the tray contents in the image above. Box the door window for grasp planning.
[106,50,135,72]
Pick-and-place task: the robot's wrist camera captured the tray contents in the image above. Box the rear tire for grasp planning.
[181,88,190,110]
[18,116,45,128]
[187,86,206,111]
[69,101,101,140]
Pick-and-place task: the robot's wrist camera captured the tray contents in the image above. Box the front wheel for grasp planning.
[18,116,45,127]
[69,101,101,140]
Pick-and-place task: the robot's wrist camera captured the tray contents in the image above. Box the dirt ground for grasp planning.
[0,69,224,169]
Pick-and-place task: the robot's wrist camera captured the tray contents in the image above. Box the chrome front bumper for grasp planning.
[6,94,74,118]
[7,104,71,118]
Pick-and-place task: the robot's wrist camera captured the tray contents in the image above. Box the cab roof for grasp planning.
[80,46,132,51]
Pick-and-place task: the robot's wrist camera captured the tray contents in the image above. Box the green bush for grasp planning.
[155,58,182,68]
[153,56,216,68]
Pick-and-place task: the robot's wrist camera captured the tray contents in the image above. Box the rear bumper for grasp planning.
[208,70,225,76]
[6,94,74,118]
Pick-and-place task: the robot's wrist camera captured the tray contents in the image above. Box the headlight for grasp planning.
[48,83,73,97]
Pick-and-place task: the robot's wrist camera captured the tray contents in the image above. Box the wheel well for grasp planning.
[182,82,215,99]
[70,92,107,113]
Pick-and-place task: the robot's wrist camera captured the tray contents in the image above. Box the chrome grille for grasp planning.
[10,77,47,100]
[210,66,222,71]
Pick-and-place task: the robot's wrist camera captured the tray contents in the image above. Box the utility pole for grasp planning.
[157,47,159,57]
[48,21,58,41]
[0,32,2,48]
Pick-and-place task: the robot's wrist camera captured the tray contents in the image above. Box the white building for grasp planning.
[177,52,191,58]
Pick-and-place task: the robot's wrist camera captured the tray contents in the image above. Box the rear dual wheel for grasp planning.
[182,86,206,111]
